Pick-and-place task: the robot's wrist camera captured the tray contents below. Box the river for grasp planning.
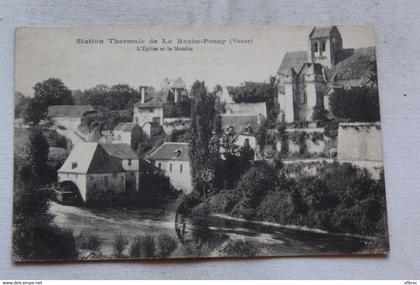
[49,201,374,258]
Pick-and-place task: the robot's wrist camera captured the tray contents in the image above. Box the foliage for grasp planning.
[189,81,218,197]
[44,129,68,148]
[312,104,328,122]
[14,91,30,119]
[329,87,380,122]
[215,239,258,257]
[80,109,132,132]
[13,128,77,261]
[75,230,102,252]
[234,162,277,219]
[229,78,276,104]
[155,234,178,258]
[129,235,156,258]
[80,84,141,110]
[163,96,191,118]
[138,170,178,205]
[112,232,129,258]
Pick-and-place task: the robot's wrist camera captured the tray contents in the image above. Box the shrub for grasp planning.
[215,239,258,257]
[155,234,178,258]
[75,230,102,252]
[112,232,128,258]
[129,235,156,258]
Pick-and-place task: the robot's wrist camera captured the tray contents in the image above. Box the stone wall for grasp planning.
[276,127,326,155]
[162,117,190,135]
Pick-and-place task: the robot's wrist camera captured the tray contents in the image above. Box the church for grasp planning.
[277,26,376,123]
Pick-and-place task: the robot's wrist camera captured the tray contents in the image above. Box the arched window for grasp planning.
[169,163,173,172]
[321,41,326,52]
[180,164,183,173]
[314,42,318,52]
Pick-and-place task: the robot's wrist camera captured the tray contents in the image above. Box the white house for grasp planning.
[57,143,126,203]
[101,143,140,191]
[47,105,95,130]
[133,100,164,129]
[146,142,192,193]
[112,122,143,148]
[220,114,262,150]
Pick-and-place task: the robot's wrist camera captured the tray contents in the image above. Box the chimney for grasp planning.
[140,87,145,104]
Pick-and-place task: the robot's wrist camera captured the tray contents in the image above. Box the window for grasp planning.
[321,41,326,52]
[113,173,117,178]
[71,162,77,169]
[180,164,183,173]
[128,159,132,166]
[158,162,162,169]
[244,138,250,148]
[169,163,173,172]
[314,42,318,52]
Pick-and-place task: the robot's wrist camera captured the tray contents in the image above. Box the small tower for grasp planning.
[308,26,343,68]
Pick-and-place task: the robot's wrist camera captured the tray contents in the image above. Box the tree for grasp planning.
[33,78,73,106]
[25,127,50,185]
[13,128,77,261]
[329,87,380,122]
[22,78,73,125]
[14,91,30,118]
[189,81,218,197]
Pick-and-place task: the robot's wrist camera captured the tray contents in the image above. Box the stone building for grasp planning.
[101,143,140,192]
[57,143,126,203]
[277,26,376,123]
[146,142,192,193]
[133,100,164,127]
[47,105,95,130]
[220,114,262,150]
[112,122,143,149]
[337,122,383,179]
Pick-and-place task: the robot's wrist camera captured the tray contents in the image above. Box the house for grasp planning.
[133,99,164,128]
[277,26,376,122]
[146,142,192,193]
[101,143,140,191]
[160,77,188,102]
[112,122,143,149]
[220,114,262,150]
[47,105,95,130]
[57,143,126,203]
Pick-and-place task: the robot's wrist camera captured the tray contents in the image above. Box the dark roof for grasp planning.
[328,47,376,81]
[114,122,139,132]
[48,105,94,117]
[101,143,139,160]
[277,51,308,75]
[88,144,125,173]
[221,114,260,135]
[147,142,190,161]
[309,26,336,38]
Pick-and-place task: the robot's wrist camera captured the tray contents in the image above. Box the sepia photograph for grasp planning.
[13,25,388,262]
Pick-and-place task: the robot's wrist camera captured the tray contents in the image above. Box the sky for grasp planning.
[15,25,375,96]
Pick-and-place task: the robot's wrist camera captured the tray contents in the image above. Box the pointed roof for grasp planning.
[147,142,190,161]
[101,143,139,160]
[309,26,338,39]
[58,143,124,174]
[277,51,308,76]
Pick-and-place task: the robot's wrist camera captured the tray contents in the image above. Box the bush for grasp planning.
[112,232,128,258]
[215,239,258,257]
[44,130,68,148]
[129,235,156,258]
[75,230,102,252]
[13,224,78,261]
[155,234,178,258]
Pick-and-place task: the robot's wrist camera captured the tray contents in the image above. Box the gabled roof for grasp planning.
[48,105,94,117]
[147,142,190,161]
[101,143,139,160]
[58,143,124,174]
[220,114,260,135]
[114,122,139,132]
[309,26,337,39]
[328,47,376,81]
[277,51,308,76]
